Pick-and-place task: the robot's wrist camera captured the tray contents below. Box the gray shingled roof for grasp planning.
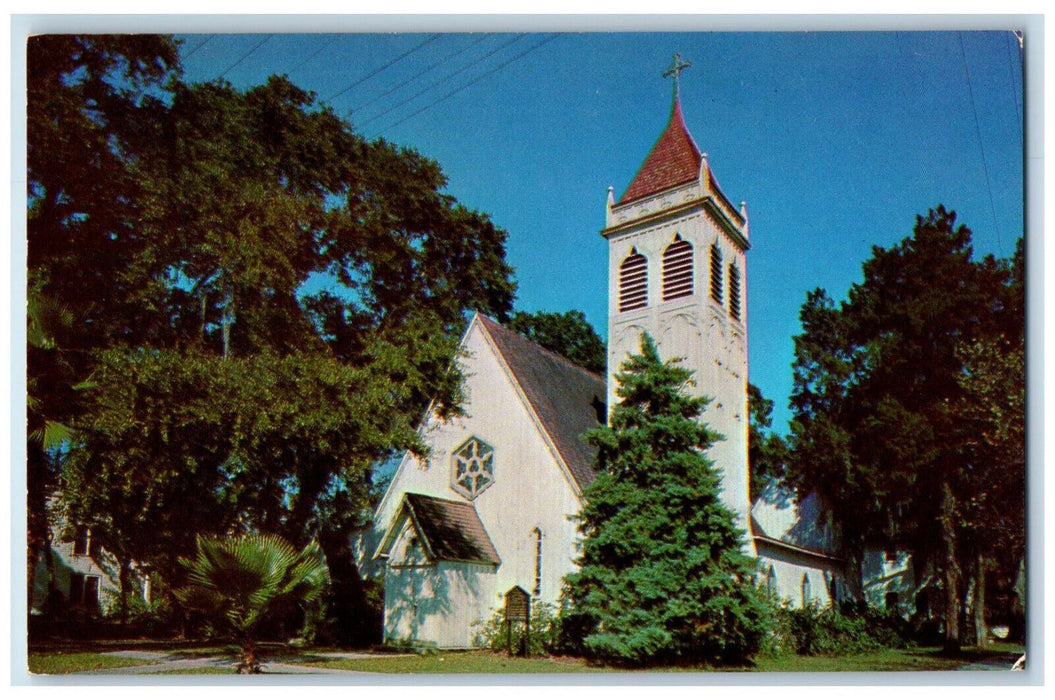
[478,316,606,492]
[404,493,500,565]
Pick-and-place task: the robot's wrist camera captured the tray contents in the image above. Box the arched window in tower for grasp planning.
[801,573,812,608]
[618,249,648,312]
[709,243,723,303]
[662,235,694,301]
[728,262,741,321]
[532,527,543,596]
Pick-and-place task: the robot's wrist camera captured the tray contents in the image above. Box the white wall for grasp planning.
[383,550,498,648]
[861,548,917,616]
[757,541,844,609]
[32,523,126,615]
[369,318,586,646]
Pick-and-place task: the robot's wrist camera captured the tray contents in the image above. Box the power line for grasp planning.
[350,34,492,117]
[182,35,213,61]
[218,34,273,80]
[284,35,339,77]
[1005,31,1022,134]
[958,32,1003,257]
[326,34,440,103]
[378,34,559,134]
[359,34,528,131]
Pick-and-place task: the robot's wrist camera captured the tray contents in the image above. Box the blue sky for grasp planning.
[175,30,1024,432]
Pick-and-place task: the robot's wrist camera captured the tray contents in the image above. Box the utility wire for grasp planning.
[326,34,440,103]
[1005,31,1023,134]
[285,35,339,77]
[182,35,213,61]
[350,34,492,116]
[218,34,273,80]
[958,32,1003,257]
[378,34,558,134]
[359,34,528,131]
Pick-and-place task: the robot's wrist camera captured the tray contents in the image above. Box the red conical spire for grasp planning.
[618,93,703,205]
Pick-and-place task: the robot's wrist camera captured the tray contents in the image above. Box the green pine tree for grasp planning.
[561,334,768,667]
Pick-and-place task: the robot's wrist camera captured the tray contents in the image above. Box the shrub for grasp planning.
[768,600,911,656]
[475,601,561,656]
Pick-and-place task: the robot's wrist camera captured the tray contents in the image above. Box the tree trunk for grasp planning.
[940,480,960,654]
[973,549,988,648]
[117,557,133,621]
[239,638,262,674]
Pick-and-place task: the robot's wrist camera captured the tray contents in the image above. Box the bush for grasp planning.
[767,600,911,656]
[475,601,561,656]
[122,595,183,636]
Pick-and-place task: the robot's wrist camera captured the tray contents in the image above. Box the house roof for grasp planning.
[750,482,842,558]
[401,492,501,566]
[477,315,606,492]
[618,96,703,205]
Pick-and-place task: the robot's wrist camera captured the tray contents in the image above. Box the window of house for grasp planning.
[661,236,694,301]
[72,528,92,557]
[766,565,777,596]
[69,573,85,604]
[618,250,648,312]
[709,244,723,303]
[533,528,543,596]
[728,263,741,321]
[68,573,101,608]
[84,576,100,609]
[801,573,812,607]
[451,436,496,500]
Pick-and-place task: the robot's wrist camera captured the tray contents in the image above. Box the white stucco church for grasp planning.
[358,61,853,649]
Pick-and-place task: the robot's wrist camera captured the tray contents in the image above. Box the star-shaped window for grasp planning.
[451,436,495,500]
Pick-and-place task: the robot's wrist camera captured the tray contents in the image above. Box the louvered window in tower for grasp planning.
[709,244,723,303]
[619,251,648,312]
[662,237,694,301]
[728,263,741,321]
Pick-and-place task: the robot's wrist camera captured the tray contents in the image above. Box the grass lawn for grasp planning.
[26,641,1024,675]
[751,642,1024,673]
[302,644,1024,675]
[302,650,599,674]
[750,648,965,673]
[28,651,156,675]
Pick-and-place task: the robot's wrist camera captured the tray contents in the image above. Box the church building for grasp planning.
[359,57,847,649]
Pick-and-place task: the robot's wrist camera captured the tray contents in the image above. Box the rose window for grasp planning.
[451,436,495,500]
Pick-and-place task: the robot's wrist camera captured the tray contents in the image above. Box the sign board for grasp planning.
[504,586,530,622]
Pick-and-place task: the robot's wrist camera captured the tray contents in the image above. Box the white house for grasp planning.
[362,69,849,648]
[31,507,151,618]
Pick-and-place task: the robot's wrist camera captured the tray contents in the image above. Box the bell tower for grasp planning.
[601,55,752,538]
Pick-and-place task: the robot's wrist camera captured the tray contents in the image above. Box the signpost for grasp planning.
[504,586,531,656]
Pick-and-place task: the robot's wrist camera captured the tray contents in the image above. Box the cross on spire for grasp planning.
[663,53,691,99]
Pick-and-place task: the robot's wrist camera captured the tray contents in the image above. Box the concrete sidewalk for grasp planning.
[955,651,1024,672]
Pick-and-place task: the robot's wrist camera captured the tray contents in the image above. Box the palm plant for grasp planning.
[175,534,329,673]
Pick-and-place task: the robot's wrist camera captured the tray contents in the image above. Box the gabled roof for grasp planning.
[477,315,606,492]
[379,493,500,566]
[618,96,703,205]
[750,482,842,559]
